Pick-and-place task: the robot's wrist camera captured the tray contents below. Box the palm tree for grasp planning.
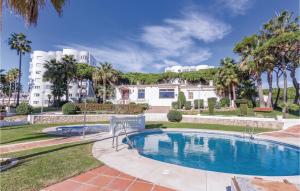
[61,55,77,102]
[75,63,94,102]
[6,68,18,105]
[234,34,266,107]
[1,0,66,29]
[219,57,239,108]
[8,33,31,106]
[93,63,118,103]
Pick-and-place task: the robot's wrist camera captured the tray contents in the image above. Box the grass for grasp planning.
[0,122,108,145]
[146,122,274,134]
[183,108,300,119]
[0,141,102,191]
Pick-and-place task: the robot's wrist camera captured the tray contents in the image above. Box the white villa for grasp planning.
[165,65,215,73]
[111,80,219,107]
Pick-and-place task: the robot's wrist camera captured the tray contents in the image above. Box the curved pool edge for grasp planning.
[92,128,300,191]
[42,123,110,135]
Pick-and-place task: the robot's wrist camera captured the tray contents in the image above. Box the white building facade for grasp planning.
[28,48,97,107]
[112,81,219,107]
[164,65,215,73]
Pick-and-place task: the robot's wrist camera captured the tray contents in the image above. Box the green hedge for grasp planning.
[172,101,179,109]
[208,97,217,115]
[240,103,248,116]
[194,99,204,109]
[220,98,230,107]
[167,110,182,122]
[62,102,78,115]
[76,103,145,114]
[184,101,192,110]
[16,103,33,115]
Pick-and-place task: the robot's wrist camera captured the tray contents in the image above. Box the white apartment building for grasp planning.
[164,65,215,73]
[29,48,97,107]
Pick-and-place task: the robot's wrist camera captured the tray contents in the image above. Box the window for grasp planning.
[33,101,39,104]
[69,94,73,97]
[36,63,42,67]
[159,89,175,98]
[34,93,40,97]
[35,78,41,82]
[36,71,41,74]
[34,86,40,89]
[188,91,193,99]
[138,89,145,99]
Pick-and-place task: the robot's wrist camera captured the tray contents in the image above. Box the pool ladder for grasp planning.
[112,122,134,151]
[243,121,259,139]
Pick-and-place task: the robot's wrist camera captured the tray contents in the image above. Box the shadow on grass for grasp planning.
[1,133,59,145]
[0,125,32,131]
[146,123,167,129]
[10,141,95,165]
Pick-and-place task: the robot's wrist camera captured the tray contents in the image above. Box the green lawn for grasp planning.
[146,122,274,134]
[0,141,102,191]
[183,108,300,119]
[0,122,108,145]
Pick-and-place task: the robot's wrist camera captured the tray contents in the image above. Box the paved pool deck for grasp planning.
[92,127,300,191]
[42,165,174,191]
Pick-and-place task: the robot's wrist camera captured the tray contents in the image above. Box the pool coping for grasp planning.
[92,128,300,191]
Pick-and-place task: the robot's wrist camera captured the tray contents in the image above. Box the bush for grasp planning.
[178,91,186,109]
[129,102,136,105]
[172,101,179,109]
[184,101,192,110]
[194,99,204,109]
[247,100,254,108]
[240,103,248,116]
[62,102,78,115]
[139,103,149,110]
[0,105,6,112]
[208,97,217,115]
[220,98,230,107]
[16,102,33,115]
[215,101,221,109]
[104,101,113,104]
[167,110,182,122]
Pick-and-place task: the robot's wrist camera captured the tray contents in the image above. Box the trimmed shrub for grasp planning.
[220,98,230,107]
[129,102,136,105]
[194,99,204,109]
[208,97,217,115]
[240,103,248,116]
[139,103,149,110]
[184,101,192,110]
[104,101,113,104]
[172,101,179,109]
[16,102,33,115]
[62,102,78,115]
[177,91,186,109]
[247,100,254,108]
[167,110,182,122]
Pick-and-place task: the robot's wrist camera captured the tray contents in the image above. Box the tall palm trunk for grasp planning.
[231,84,237,108]
[16,52,22,106]
[13,80,17,104]
[79,80,83,103]
[266,70,273,108]
[290,67,300,105]
[103,78,107,103]
[228,86,232,107]
[257,75,265,107]
[8,82,12,105]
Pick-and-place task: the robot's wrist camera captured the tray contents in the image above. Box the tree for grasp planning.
[43,59,67,106]
[61,55,77,102]
[75,63,94,102]
[1,0,66,28]
[6,68,19,105]
[8,32,31,106]
[93,63,119,103]
[234,34,266,107]
[215,57,239,108]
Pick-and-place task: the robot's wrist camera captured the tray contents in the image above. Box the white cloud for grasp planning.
[220,0,253,15]
[57,11,231,72]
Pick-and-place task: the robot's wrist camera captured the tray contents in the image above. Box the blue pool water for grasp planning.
[126,131,300,176]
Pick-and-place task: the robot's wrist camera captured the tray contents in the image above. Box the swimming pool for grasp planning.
[126,131,300,176]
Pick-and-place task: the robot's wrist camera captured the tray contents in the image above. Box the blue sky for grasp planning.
[1,0,299,90]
